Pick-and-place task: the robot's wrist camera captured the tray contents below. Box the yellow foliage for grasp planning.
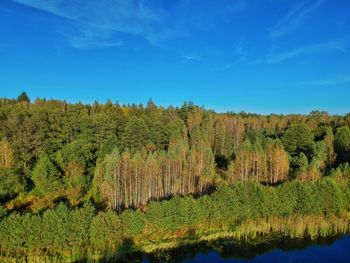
[0,139,14,168]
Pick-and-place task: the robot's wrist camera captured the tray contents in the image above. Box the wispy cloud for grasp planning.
[234,40,248,63]
[266,39,347,64]
[246,59,263,65]
[70,39,124,49]
[12,0,176,49]
[211,40,249,71]
[211,38,348,69]
[335,46,348,53]
[11,0,246,49]
[298,75,350,86]
[182,54,202,61]
[268,0,323,40]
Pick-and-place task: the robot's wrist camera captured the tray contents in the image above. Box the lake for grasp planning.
[137,234,350,263]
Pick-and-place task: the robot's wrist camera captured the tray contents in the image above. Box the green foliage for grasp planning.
[314,125,332,141]
[0,96,347,212]
[64,161,86,189]
[0,202,95,253]
[147,196,193,232]
[17,91,30,103]
[0,213,27,250]
[97,134,119,161]
[0,205,6,219]
[282,124,316,159]
[0,178,349,260]
[31,154,62,195]
[55,137,95,174]
[120,209,145,237]
[146,119,169,150]
[121,117,150,153]
[244,128,264,144]
[294,152,308,172]
[67,202,95,246]
[41,203,70,247]
[317,178,345,215]
[0,168,25,198]
[210,185,239,225]
[90,210,122,248]
[314,141,328,165]
[1,96,350,260]
[179,196,203,227]
[334,126,350,163]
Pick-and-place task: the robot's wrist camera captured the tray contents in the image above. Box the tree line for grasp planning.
[1,92,350,260]
[0,92,350,211]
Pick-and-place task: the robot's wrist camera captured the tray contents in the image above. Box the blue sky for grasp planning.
[0,0,349,114]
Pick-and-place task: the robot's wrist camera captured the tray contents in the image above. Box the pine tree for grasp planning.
[282,124,316,160]
[31,154,62,195]
[17,91,30,103]
[334,126,350,164]
[121,117,150,153]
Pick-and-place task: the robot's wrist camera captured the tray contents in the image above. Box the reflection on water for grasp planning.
[137,235,350,263]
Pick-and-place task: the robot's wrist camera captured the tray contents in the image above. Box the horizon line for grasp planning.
[1,93,349,117]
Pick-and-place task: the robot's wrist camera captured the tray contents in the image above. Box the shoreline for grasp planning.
[136,214,350,254]
[1,214,349,262]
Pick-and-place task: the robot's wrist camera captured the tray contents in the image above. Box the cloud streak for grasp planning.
[268,0,323,40]
[182,54,202,61]
[12,0,175,49]
[266,39,347,64]
[11,0,246,49]
[298,76,350,86]
[210,40,250,71]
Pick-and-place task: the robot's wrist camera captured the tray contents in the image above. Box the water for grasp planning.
[139,235,350,263]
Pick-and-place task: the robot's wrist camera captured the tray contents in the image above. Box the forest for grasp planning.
[1,92,350,261]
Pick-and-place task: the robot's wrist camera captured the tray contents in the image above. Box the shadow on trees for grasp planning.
[0,193,15,205]
[215,154,229,170]
[93,238,141,263]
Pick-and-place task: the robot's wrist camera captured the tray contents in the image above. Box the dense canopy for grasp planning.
[0,93,350,261]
